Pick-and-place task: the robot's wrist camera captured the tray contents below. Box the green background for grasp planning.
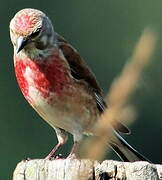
[1,0,162,179]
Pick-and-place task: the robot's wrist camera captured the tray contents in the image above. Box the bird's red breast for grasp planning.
[14,51,98,132]
[14,52,71,104]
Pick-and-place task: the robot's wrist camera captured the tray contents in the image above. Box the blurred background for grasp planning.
[1,0,162,179]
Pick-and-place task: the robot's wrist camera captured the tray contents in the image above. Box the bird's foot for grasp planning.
[45,143,63,160]
[45,153,63,160]
[55,154,63,159]
[23,157,31,162]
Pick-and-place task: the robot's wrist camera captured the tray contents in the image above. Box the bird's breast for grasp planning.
[14,53,98,133]
[14,53,72,104]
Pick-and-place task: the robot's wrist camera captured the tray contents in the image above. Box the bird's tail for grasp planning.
[110,131,150,162]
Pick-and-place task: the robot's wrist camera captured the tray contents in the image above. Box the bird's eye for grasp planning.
[29,28,41,38]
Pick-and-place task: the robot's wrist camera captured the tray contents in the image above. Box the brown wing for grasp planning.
[56,33,102,95]
[56,33,130,134]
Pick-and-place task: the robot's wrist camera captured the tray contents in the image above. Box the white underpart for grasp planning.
[23,66,84,141]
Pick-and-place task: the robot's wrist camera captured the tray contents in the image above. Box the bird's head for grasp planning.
[10,8,55,56]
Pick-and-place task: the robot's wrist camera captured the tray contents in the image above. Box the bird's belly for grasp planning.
[29,84,98,134]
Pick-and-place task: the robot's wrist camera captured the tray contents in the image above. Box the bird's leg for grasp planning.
[67,133,82,159]
[45,128,68,160]
[45,142,63,160]
[67,141,79,159]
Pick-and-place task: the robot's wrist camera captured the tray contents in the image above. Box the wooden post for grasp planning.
[13,159,162,180]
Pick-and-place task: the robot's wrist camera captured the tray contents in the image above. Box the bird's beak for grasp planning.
[16,36,28,54]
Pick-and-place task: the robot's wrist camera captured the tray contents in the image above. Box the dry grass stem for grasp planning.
[80,28,157,160]
[107,29,157,107]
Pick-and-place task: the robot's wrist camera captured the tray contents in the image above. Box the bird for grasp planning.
[9,8,150,162]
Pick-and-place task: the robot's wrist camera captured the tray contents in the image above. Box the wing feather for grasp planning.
[56,33,130,134]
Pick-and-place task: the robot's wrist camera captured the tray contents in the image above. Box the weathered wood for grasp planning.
[13,159,162,180]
